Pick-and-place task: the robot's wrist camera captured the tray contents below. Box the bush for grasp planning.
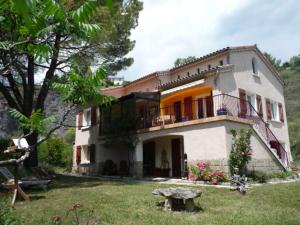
[248,171,298,183]
[229,129,253,175]
[248,171,269,183]
[188,161,227,184]
[38,136,72,167]
[64,128,75,145]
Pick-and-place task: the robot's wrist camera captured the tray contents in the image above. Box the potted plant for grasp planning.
[217,104,227,115]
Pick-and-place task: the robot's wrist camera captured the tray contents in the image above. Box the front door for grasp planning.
[143,141,155,177]
[173,101,182,122]
[171,138,181,177]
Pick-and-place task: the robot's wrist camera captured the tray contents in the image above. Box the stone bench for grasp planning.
[152,187,202,212]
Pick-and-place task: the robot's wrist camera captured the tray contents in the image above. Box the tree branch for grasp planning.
[35,33,61,111]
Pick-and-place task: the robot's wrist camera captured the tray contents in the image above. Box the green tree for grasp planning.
[174,56,197,67]
[61,0,143,75]
[289,55,300,71]
[0,0,114,167]
[264,52,281,70]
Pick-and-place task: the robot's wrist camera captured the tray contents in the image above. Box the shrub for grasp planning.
[247,171,298,183]
[38,136,72,167]
[188,161,227,184]
[229,129,253,175]
[64,128,75,145]
[248,171,269,183]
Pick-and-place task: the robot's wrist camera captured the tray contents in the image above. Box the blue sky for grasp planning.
[118,0,300,81]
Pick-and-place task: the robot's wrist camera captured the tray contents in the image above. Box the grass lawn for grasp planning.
[6,175,300,225]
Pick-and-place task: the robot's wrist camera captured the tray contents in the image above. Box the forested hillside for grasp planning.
[277,54,300,161]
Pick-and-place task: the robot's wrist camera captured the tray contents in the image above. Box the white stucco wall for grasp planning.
[138,121,228,161]
[218,50,291,161]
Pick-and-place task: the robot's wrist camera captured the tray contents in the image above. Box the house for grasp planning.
[73,45,292,178]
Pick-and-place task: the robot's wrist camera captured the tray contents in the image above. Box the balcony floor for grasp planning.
[137,115,252,134]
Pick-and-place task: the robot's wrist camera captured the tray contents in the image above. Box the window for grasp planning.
[252,58,258,75]
[208,64,211,70]
[81,146,90,164]
[246,92,256,115]
[187,72,190,76]
[177,75,180,79]
[80,145,95,164]
[219,60,223,66]
[246,93,255,108]
[83,108,91,127]
[270,101,279,121]
[197,68,200,74]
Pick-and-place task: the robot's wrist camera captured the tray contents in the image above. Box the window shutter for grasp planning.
[265,98,272,120]
[205,94,214,117]
[78,111,83,130]
[76,146,81,164]
[89,144,96,164]
[239,88,247,117]
[91,106,97,126]
[256,95,263,117]
[278,103,284,122]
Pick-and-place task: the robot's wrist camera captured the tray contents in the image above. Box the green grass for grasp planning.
[5,175,300,225]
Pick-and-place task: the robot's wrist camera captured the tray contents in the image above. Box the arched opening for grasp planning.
[142,135,184,178]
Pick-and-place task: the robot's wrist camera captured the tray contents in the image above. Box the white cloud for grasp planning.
[119,0,247,81]
[118,0,300,81]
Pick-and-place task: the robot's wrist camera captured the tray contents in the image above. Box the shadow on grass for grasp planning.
[49,174,143,190]
[28,195,46,201]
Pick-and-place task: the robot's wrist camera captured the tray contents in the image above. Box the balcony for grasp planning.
[136,94,289,168]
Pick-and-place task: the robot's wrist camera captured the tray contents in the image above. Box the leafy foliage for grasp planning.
[188,161,227,184]
[229,129,253,174]
[264,52,281,69]
[174,56,197,67]
[52,65,114,106]
[9,109,56,135]
[38,136,72,167]
[0,196,20,225]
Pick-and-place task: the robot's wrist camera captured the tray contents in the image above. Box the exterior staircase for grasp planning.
[215,94,289,170]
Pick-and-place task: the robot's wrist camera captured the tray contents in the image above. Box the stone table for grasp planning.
[152,187,202,212]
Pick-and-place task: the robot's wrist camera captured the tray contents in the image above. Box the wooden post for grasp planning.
[11,163,29,206]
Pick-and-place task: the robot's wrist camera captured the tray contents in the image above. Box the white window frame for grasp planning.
[270,100,279,121]
[82,108,91,128]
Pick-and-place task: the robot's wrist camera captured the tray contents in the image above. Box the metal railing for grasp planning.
[136,93,289,167]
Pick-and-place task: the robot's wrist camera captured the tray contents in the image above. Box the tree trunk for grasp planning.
[23,131,38,168]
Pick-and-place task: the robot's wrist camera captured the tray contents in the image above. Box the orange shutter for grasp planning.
[78,111,83,130]
[76,146,81,164]
[278,103,284,122]
[239,88,247,117]
[91,106,97,126]
[256,95,263,117]
[89,144,96,163]
[265,98,272,120]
